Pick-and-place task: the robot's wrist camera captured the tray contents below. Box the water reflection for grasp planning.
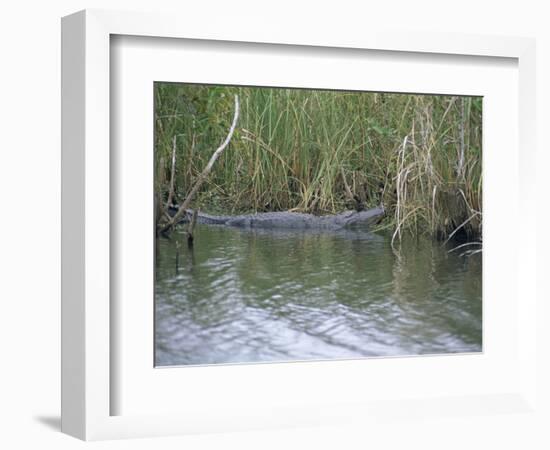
[155,225,482,366]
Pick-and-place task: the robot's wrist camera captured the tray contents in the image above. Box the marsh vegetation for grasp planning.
[154,84,482,245]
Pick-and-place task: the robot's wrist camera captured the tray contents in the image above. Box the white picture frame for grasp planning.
[61,9,538,441]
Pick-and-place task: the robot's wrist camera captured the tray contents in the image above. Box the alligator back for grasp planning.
[179,207,385,229]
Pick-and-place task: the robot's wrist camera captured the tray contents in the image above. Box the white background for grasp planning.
[112,36,519,417]
[0,1,548,449]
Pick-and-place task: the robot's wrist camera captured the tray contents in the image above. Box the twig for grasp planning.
[187,209,198,247]
[166,135,177,209]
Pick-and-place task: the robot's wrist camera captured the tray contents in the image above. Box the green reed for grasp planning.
[154,83,482,240]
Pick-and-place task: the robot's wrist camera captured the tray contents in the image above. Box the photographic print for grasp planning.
[154,83,482,367]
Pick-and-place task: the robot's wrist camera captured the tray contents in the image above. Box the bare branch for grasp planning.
[160,94,240,234]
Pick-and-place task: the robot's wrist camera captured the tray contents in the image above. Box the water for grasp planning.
[155,225,482,366]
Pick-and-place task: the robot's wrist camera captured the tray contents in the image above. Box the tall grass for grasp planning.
[154,83,482,241]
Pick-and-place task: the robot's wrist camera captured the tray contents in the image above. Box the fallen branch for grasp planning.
[159,94,240,235]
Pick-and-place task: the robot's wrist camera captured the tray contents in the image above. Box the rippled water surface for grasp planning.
[155,225,482,366]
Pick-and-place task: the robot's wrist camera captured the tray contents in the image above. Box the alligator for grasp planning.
[173,206,385,230]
